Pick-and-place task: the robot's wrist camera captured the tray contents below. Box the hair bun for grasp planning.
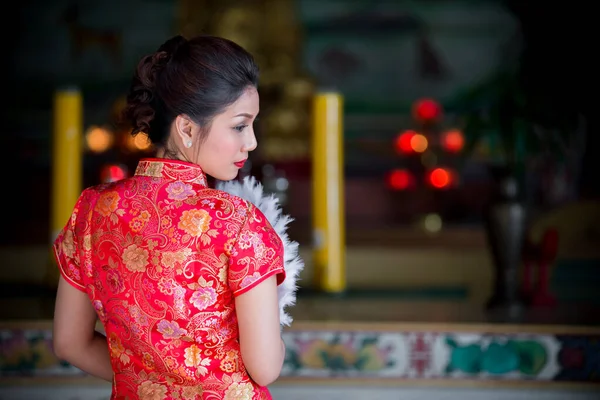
[158,35,188,60]
[121,35,188,140]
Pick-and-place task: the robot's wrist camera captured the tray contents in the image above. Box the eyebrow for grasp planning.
[234,113,255,118]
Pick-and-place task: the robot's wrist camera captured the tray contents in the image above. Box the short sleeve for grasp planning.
[53,193,88,292]
[228,203,286,296]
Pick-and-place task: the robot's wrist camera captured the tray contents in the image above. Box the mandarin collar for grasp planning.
[134,158,208,187]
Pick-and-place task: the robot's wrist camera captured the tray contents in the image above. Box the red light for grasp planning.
[395,130,417,154]
[387,169,414,191]
[101,164,127,183]
[442,129,464,153]
[428,167,452,189]
[412,98,442,123]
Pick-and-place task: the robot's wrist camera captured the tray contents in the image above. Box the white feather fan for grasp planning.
[217,176,304,327]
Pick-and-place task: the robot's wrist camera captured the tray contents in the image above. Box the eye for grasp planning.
[234,124,248,132]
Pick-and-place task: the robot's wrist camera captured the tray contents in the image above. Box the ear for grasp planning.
[174,115,201,144]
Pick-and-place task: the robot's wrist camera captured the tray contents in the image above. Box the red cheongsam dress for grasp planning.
[53,158,286,400]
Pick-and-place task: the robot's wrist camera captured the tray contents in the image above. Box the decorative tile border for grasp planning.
[281,330,600,384]
[1,326,598,386]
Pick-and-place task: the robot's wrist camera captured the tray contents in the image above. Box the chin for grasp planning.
[215,172,238,182]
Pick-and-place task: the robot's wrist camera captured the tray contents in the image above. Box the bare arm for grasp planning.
[53,276,113,382]
[235,275,285,387]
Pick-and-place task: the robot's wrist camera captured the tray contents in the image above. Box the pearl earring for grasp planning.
[184,139,192,148]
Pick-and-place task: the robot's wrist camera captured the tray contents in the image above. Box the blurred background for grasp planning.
[1,0,598,399]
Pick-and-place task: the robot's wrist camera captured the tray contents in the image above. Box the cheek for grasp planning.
[204,131,240,157]
[217,133,242,155]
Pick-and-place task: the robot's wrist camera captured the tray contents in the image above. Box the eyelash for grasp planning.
[234,117,258,132]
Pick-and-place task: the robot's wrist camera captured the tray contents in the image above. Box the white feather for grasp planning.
[216,176,304,327]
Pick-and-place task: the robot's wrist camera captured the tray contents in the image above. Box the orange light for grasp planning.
[412,98,442,123]
[395,130,417,154]
[85,125,114,153]
[428,167,452,189]
[125,132,153,152]
[387,169,414,190]
[442,129,464,153]
[410,134,428,153]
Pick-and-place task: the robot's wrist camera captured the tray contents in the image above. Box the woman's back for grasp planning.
[53,34,290,400]
[56,158,284,399]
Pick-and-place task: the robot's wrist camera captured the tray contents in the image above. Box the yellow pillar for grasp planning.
[311,92,346,294]
[46,87,83,286]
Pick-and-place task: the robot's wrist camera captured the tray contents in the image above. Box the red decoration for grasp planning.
[427,167,452,189]
[522,227,559,308]
[412,98,442,123]
[395,130,417,154]
[442,129,464,153]
[408,333,434,377]
[101,164,127,183]
[387,169,415,190]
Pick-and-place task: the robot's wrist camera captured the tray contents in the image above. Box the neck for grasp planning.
[156,140,190,164]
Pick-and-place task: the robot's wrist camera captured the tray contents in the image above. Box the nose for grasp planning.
[243,130,257,152]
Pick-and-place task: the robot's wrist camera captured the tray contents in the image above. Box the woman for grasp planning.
[52,34,287,399]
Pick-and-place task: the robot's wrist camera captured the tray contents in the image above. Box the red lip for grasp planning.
[234,160,246,168]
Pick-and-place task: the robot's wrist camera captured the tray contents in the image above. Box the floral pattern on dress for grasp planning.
[53,158,285,400]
